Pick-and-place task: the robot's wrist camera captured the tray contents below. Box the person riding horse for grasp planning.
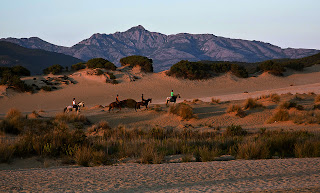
[72,98,78,112]
[116,94,120,104]
[142,94,147,105]
[170,90,174,100]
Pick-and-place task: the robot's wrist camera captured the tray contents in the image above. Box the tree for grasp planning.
[86,58,116,70]
[43,64,64,75]
[120,55,153,73]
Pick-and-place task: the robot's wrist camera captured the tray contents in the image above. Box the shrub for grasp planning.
[294,139,320,158]
[41,86,52,91]
[87,58,116,70]
[55,113,89,123]
[5,108,22,120]
[226,104,246,118]
[169,103,195,120]
[237,139,270,159]
[0,73,33,92]
[120,55,153,73]
[140,144,163,164]
[167,60,211,80]
[96,69,104,76]
[197,147,220,162]
[224,125,247,136]
[211,98,221,104]
[0,142,15,163]
[270,93,280,103]
[89,121,111,134]
[230,64,248,78]
[315,95,320,103]
[267,109,289,123]
[92,150,110,165]
[284,61,304,71]
[243,98,264,109]
[107,72,116,79]
[258,60,285,76]
[71,62,86,71]
[278,101,302,110]
[43,64,64,75]
[74,146,92,166]
[11,66,31,76]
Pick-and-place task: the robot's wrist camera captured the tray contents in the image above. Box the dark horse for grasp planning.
[136,98,152,110]
[108,101,123,112]
[166,94,180,106]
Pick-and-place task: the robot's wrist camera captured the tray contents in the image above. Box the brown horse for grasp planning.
[108,101,123,112]
[136,98,152,110]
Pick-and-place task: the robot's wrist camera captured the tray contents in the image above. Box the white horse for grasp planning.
[64,101,85,113]
[166,94,180,106]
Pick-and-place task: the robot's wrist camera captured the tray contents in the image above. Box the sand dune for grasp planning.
[1,65,320,116]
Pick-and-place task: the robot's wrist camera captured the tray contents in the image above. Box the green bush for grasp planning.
[120,55,153,73]
[43,64,64,75]
[41,86,52,91]
[258,60,285,76]
[71,62,86,71]
[224,125,247,136]
[167,60,248,80]
[0,72,33,92]
[87,58,116,70]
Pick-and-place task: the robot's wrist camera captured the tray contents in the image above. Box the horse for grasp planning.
[136,98,152,110]
[108,101,123,112]
[64,101,85,113]
[166,94,180,106]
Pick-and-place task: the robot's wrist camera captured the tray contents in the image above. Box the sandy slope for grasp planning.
[1,65,320,117]
[1,158,320,192]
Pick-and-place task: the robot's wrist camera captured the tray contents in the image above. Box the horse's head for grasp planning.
[78,101,85,107]
[149,98,152,103]
[178,94,181,98]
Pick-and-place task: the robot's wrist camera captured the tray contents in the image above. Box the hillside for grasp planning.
[0,41,83,74]
[1,25,319,72]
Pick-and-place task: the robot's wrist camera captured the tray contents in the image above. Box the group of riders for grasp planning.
[71,90,177,112]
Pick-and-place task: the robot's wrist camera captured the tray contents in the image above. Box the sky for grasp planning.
[1,0,320,49]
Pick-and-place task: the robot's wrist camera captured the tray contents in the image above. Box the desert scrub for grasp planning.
[315,95,320,103]
[267,109,289,123]
[197,146,221,162]
[243,98,264,109]
[291,110,320,124]
[226,104,246,118]
[278,101,303,110]
[169,103,195,120]
[0,108,24,135]
[0,142,15,163]
[211,98,221,104]
[294,139,320,158]
[237,139,270,159]
[54,113,89,124]
[88,120,111,134]
[224,124,248,136]
[74,146,92,167]
[270,93,280,103]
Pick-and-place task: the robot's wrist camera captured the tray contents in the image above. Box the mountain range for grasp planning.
[1,25,319,72]
[0,41,83,74]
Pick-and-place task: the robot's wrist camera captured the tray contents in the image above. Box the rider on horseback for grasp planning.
[72,98,78,111]
[142,94,146,105]
[116,94,120,104]
[170,90,174,100]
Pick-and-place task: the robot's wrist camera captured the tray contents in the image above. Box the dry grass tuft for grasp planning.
[278,101,303,110]
[270,93,280,103]
[226,104,246,118]
[315,95,320,103]
[74,146,92,167]
[211,98,221,104]
[169,103,195,120]
[243,98,264,109]
[267,109,289,123]
[192,98,202,103]
[5,108,22,120]
[28,111,40,119]
[237,139,270,159]
[0,142,15,163]
[55,113,89,123]
[88,121,111,134]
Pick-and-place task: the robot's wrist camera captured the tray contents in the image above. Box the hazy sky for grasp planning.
[1,0,320,49]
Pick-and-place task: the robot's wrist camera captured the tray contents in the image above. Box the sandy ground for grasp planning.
[1,65,320,116]
[1,158,320,192]
[1,65,320,192]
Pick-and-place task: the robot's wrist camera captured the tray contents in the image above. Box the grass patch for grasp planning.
[211,98,221,104]
[267,109,289,123]
[226,104,246,118]
[243,98,264,109]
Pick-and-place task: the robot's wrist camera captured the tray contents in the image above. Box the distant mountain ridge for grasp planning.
[2,25,319,72]
[0,41,83,74]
